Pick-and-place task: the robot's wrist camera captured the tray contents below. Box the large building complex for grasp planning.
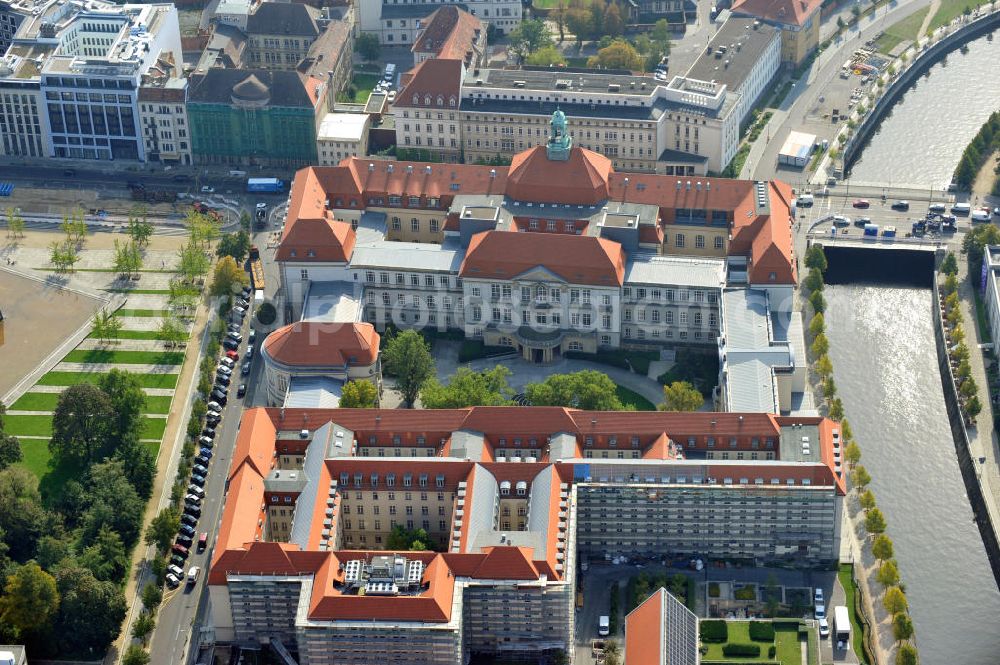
[356,0,520,45]
[411,6,486,70]
[731,0,822,66]
[207,406,844,661]
[625,588,700,665]
[0,0,182,161]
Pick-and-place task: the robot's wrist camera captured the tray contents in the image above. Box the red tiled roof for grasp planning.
[262,321,379,368]
[626,588,665,665]
[460,230,626,287]
[277,166,356,263]
[732,0,822,26]
[228,408,277,481]
[412,6,483,65]
[394,58,463,109]
[472,546,539,580]
[507,146,612,206]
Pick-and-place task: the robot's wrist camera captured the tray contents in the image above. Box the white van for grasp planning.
[972,209,991,222]
[798,193,815,207]
[952,202,972,215]
[229,169,247,177]
[598,615,610,636]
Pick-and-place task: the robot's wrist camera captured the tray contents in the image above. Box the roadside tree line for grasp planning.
[804,244,919,665]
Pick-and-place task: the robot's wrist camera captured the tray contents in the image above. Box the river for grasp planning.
[824,285,1000,665]
[848,29,1000,187]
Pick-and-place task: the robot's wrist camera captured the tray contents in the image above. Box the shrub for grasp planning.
[768,645,777,658]
[708,582,721,598]
[256,301,277,325]
[722,643,761,657]
[734,584,757,601]
[700,619,728,643]
[457,340,512,363]
[749,621,775,641]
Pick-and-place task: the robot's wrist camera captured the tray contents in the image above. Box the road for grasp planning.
[145,310,256,664]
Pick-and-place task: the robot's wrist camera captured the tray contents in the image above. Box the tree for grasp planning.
[962,223,1000,279]
[50,240,79,272]
[815,354,834,378]
[959,377,978,400]
[216,230,251,263]
[386,525,432,551]
[809,312,825,337]
[859,489,876,512]
[509,19,553,61]
[0,467,47,562]
[877,560,900,590]
[132,611,155,645]
[211,255,249,297]
[966,394,983,418]
[829,397,845,421]
[804,267,825,292]
[553,1,567,41]
[382,330,435,408]
[98,369,146,450]
[339,380,378,408]
[943,272,959,295]
[841,419,854,442]
[158,314,188,348]
[873,534,894,562]
[865,506,887,536]
[525,45,567,66]
[892,612,914,644]
[356,32,381,62]
[660,381,703,412]
[145,508,181,553]
[50,383,113,467]
[811,333,830,358]
[91,310,122,344]
[526,370,624,410]
[82,459,145,547]
[810,289,826,314]
[852,465,872,490]
[883,586,908,615]
[122,645,151,665]
[79,524,127,582]
[127,207,153,247]
[256,301,277,325]
[177,241,210,283]
[421,366,513,408]
[566,7,593,44]
[957,358,972,380]
[0,405,23,471]
[823,376,837,400]
[141,581,162,613]
[168,278,200,314]
[186,210,220,248]
[588,39,643,70]
[0,562,59,635]
[941,251,959,275]
[114,437,156,500]
[5,207,25,239]
[52,564,127,655]
[651,19,672,52]
[805,244,828,272]
[113,239,142,277]
[602,1,624,36]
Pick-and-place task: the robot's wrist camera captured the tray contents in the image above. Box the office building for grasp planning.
[411,6,486,70]
[244,2,321,69]
[731,0,821,66]
[0,0,26,54]
[208,406,844,660]
[356,0,520,45]
[316,112,370,166]
[625,589,699,665]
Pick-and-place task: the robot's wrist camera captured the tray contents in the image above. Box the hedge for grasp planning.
[749,621,776,642]
[723,643,761,658]
[700,619,728,643]
[458,340,512,363]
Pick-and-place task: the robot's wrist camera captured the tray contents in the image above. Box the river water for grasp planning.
[848,29,1000,187]
[825,285,1000,665]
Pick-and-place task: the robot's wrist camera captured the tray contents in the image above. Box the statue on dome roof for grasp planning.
[546,108,572,161]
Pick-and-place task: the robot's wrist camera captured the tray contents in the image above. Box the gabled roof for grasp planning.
[626,588,665,665]
[472,546,539,580]
[460,231,625,287]
[506,146,612,206]
[246,1,320,37]
[394,58,463,109]
[732,0,822,26]
[262,322,379,368]
[412,6,483,65]
[228,408,277,481]
[278,167,357,262]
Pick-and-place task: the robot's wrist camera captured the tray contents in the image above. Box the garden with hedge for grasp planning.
[700,620,808,664]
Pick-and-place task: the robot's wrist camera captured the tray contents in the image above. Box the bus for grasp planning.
[247,177,285,193]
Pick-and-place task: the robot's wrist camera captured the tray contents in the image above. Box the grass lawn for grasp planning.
[348,74,380,103]
[974,289,993,343]
[701,621,805,664]
[5,414,52,437]
[875,7,928,53]
[17,439,160,483]
[88,329,177,341]
[62,349,185,365]
[531,0,560,8]
[616,385,657,411]
[141,417,167,440]
[11,391,172,414]
[927,0,974,33]
[838,564,871,664]
[117,309,169,317]
[36,370,179,390]
[144,395,174,414]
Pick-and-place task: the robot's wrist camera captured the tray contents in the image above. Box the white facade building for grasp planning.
[317,112,370,166]
[356,0,520,45]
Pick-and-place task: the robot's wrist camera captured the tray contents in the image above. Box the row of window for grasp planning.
[623,287,716,303]
[624,309,718,328]
[343,519,445,533]
[342,504,447,516]
[340,471,445,488]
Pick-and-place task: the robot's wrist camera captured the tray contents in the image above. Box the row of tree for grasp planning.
[953,110,1000,190]
[804,244,919,665]
[940,253,983,419]
[0,369,157,657]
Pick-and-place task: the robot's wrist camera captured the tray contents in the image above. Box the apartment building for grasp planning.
[209,406,843,660]
[411,6,486,70]
[731,0,822,66]
[0,1,182,162]
[356,0,519,45]
[244,2,320,69]
[138,55,191,164]
[316,112,370,166]
[392,58,464,162]
[685,17,781,129]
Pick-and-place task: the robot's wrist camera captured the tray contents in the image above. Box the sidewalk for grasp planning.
[845,493,893,665]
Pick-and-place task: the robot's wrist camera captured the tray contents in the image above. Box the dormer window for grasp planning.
[436,95,444,106]
[307,249,316,257]
[449,96,456,107]
[289,249,297,257]
[424,95,431,105]
[412,94,419,104]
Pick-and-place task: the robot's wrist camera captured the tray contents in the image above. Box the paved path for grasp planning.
[845,494,894,665]
[77,338,183,352]
[53,361,180,373]
[20,384,176,396]
[918,0,941,35]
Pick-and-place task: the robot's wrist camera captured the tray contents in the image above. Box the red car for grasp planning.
[852,199,870,209]
[225,349,239,361]
[197,532,208,552]
[171,543,189,557]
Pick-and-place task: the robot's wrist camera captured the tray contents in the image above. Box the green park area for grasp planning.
[700,620,810,664]
[875,7,929,53]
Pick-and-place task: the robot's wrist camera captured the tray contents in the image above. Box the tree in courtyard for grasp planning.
[829,397,845,421]
[386,525,431,551]
[132,611,155,644]
[509,19,553,61]
[0,405,23,471]
[50,240,80,272]
[421,366,513,408]
[526,370,624,411]
[872,534,894,563]
[809,312,825,337]
[809,289,826,314]
[0,562,59,636]
[5,207,25,239]
[844,440,863,468]
[158,314,188,348]
[815,354,834,379]
[805,244,828,272]
[588,39,642,70]
[382,330,435,408]
[865,506,887,537]
[892,612,914,645]
[216,230,251,263]
[811,332,829,358]
[356,33,381,62]
[113,238,142,277]
[876,560,900,591]
[98,368,147,449]
[602,2,624,36]
[851,464,871,491]
[660,381,703,412]
[525,45,567,66]
[859,489,876,512]
[940,252,959,275]
[211,255,249,297]
[552,1,567,41]
[651,19,672,55]
[91,309,123,344]
[144,508,180,554]
[49,383,113,467]
[339,380,379,408]
[127,206,153,247]
[122,645,151,665]
[883,586,908,615]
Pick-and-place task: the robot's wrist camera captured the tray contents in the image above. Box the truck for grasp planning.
[833,605,850,648]
[881,226,896,238]
[247,177,285,193]
[248,245,265,291]
[598,615,610,637]
[863,223,879,237]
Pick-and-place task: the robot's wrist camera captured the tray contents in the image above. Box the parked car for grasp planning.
[891,200,910,211]
[217,364,233,377]
[176,534,193,547]
[199,435,214,448]
[237,298,250,309]
[181,514,198,527]
[180,524,196,537]
[215,374,231,388]
[196,453,211,467]
[165,573,181,588]
[854,216,871,227]
[248,330,256,345]
[237,384,247,398]
[815,604,826,620]
[192,464,208,477]
[168,564,185,578]
[198,532,208,551]
[211,388,228,404]
[223,338,239,351]
[819,618,830,638]
[202,427,216,439]
[929,203,947,213]
[225,349,240,361]
[186,503,202,519]
[814,588,824,604]
[187,566,201,585]
[852,199,870,209]
[245,345,254,359]
[219,357,235,369]
[232,306,247,317]
[241,362,252,376]
[171,543,189,557]
[187,485,205,499]
[200,186,215,194]
[184,493,202,506]
[170,553,186,566]
[832,215,851,227]
[205,413,221,426]
[190,473,206,487]
[226,331,243,342]
[199,447,213,460]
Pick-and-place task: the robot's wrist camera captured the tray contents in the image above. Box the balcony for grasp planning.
[515,326,566,349]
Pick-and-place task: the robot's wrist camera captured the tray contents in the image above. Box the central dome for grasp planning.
[232,74,270,105]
